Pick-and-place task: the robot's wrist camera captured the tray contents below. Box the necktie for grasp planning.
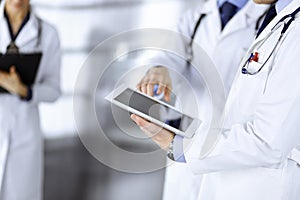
[256,5,277,38]
[220,2,238,30]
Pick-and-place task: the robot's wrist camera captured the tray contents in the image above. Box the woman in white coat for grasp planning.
[132,0,300,199]
[136,0,268,200]
[0,0,61,199]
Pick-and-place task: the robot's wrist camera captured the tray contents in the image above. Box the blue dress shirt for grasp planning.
[218,0,248,11]
[276,0,293,13]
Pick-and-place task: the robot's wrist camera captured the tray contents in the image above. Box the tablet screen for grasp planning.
[114,88,193,132]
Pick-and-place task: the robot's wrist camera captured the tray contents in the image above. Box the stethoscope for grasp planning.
[185,8,268,65]
[6,17,42,54]
[241,7,300,75]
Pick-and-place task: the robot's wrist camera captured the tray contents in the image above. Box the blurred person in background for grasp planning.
[0,0,61,199]
[136,0,268,199]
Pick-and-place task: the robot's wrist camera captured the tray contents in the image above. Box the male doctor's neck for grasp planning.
[253,0,292,13]
[253,0,277,4]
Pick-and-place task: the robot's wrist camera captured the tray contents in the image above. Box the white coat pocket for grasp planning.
[236,61,269,115]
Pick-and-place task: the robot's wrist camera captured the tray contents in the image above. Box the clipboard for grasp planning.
[0,53,42,93]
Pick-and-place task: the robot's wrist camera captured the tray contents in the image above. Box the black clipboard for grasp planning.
[0,53,42,93]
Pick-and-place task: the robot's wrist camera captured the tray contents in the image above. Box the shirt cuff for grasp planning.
[173,135,186,163]
[20,86,32,101]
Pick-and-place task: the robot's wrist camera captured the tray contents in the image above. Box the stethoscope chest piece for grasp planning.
[6,42,19,54]
[241,67,248,74]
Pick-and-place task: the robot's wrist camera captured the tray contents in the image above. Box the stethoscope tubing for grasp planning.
[241,7,300,75]
[185,6,268,65]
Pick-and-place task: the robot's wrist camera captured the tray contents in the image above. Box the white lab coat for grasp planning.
[158,1,269,200]
[184,0,300,199]
[0,1,61,200]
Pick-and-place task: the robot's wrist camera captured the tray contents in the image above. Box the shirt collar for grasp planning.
[275,0,293,13]
[218,0,248,10]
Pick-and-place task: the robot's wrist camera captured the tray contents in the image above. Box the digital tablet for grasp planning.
[0,53,42,93]
[106,85,201,138]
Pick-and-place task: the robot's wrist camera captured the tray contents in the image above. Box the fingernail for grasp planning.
[130,114,136,120]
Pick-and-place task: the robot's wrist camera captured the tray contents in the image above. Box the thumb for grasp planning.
[10,66,16,74]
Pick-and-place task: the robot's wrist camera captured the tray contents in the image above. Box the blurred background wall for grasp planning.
[30,0,202,199]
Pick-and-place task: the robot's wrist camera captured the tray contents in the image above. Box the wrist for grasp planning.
[17,83,28,98]
[167,134,175,160]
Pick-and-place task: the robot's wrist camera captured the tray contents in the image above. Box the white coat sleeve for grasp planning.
[29,25,61,105]
[185,28,300,174]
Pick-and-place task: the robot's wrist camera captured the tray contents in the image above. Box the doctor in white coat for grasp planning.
[132,0,300,199]
[136,0,268,199]
[0,0,61,199]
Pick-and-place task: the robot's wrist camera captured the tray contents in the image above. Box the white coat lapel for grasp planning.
[199,0,222,35]
[15,11,39,50]
[219,2,269,41]
[255,0,300,42]
[199,0,217,16]
[227,0,300,66]
[0,2,11,53]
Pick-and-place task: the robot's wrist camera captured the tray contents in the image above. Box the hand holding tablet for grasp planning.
[106,85,201,138]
